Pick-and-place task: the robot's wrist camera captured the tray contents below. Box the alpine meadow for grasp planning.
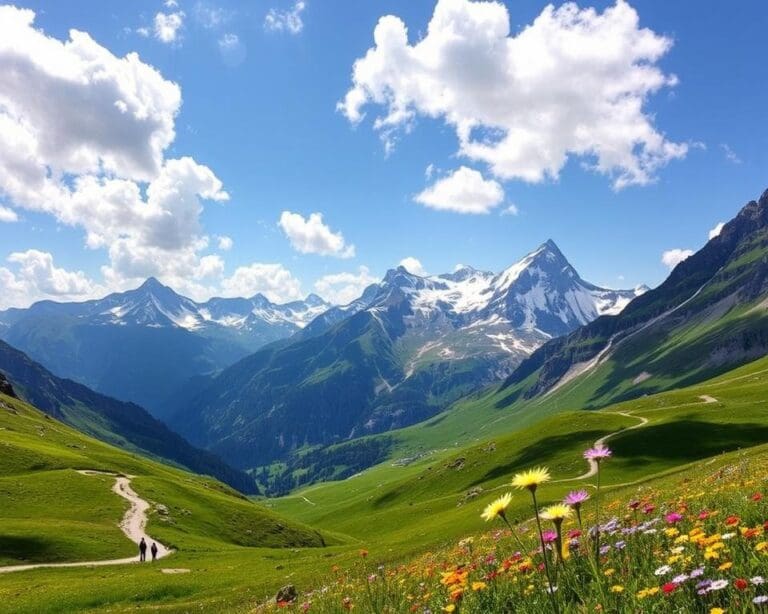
[0,1,767,613]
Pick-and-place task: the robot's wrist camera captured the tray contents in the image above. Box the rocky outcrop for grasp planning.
[0,371,16,398]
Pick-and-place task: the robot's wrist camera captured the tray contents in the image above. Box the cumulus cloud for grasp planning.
[340,0,686,189]
[278,211,355,258]
[314,266,379,305]
[154,9,185,43]
[0,250,100,309]
[0,205,17,222]
[217,235,234,251]
[708,222,725,240]
[0,6,237,305]
[661,248,694,269]
[415,166,504,214]
[220,263,303,303]
[264,1,306,34]
[399,256,427,276]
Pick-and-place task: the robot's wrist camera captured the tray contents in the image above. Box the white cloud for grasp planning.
[661,248,694,269]
[500,203,519,216]
[415,166,504,214]
[0,205,17,222]
[340,0,686,189]
[136,26,150,37]
[399,256,427,276]
[0,6,233,305]
[0,250,99,309]
[220,263,303,303]
[218,32,239,50]
[217,235,234,251]
[314,266,379,305]
[278,211,355,258]
[720,144,741,164]
[708,222,725,240]
[265,1,306,34]
[154,9,185,43]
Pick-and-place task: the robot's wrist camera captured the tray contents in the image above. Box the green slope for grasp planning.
[500,189,768,411]
[268,354,768,551]
[0,339,257,494]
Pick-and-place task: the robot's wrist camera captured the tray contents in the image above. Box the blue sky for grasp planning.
[0,0,766,308]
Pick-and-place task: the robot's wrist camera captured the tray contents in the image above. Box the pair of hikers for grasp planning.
[138,537,158,562]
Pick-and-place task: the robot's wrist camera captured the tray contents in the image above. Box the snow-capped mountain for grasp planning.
[0,277,329,338]
[316,239,645,364]
[174,240,647,475]
[0,278,330,416]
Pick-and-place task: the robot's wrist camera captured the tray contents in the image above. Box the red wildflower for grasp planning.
[752,493,763,502]
[662,582,677,594]
[644,504,656,514]
[568,529,582,539]
[734,578,749,591]
[698,511,710,520]
[725,515,740,526]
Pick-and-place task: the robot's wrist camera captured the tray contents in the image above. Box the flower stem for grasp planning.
[531,489,560,614]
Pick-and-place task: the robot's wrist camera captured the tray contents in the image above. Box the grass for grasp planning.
[1,354,768,612]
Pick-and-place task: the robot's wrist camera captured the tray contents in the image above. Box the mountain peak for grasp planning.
[139,276,166,291]
[304,293,327,307]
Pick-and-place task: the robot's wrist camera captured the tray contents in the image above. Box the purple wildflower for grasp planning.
[583,444,612,461]
[564,490,590,507]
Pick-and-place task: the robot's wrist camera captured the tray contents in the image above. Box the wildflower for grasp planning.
[735,578,749,590]
[481,493,513,523]
[610,585,624,593]
[662,582,677,594]
[471,581,487,591]
[754,596,768,605]
[752,492,763,502]
[709,580,729,591]
[725,515,740,526]
[752,576,766,585]
[584,444,612,461]
[655,565,672,576]
[666,512,683,524]
[673,574,689,584]
[359,549,368,558]
[564,490,590,507]
[541,504,574,522]
[542,530,557,544]
[710,609,725,614]
[443,606,455,613]
[718,562,733,571]
[511,467,551,492]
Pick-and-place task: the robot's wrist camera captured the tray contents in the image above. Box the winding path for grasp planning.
[0,470,171,574]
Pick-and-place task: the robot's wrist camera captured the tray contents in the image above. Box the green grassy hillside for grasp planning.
[2,354,767,612]
[269,354,768,550]
[0,392,344,612]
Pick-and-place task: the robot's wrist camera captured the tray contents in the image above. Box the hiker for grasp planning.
[151,542,158,562]
[139,537,147,562]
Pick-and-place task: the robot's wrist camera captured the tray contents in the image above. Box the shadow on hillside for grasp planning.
[0,535,56,563]
[468,429,606,487]
[609,418,768,460]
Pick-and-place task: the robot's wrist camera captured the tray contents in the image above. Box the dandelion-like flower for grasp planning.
[511,467,551,492]
[583,444,612,461]
[481,493,513,522]
[564,490,590,507]
[541,504,574,522]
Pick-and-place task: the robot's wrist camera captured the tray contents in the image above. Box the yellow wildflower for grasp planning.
[610,585,624,593]
[481,493,513,522]
[511,467,551,491]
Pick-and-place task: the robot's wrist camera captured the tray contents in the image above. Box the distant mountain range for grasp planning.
[0,279,329,416]
[501,189,768,410]
[0,339,256,493]
[168,240,644,477]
